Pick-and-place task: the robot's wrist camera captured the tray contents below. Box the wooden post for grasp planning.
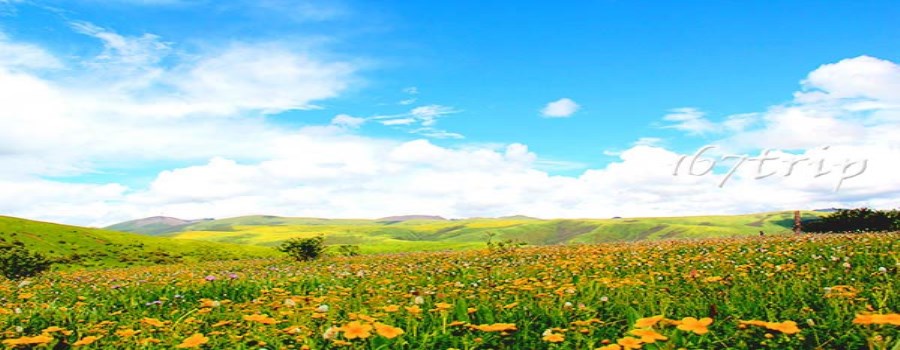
[793,210,801,234]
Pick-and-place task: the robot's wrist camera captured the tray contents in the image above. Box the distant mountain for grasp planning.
[812,208,846,213]
[106,216,211,235]
[106,210,829,255]
[1,216,276,268]
[378,215,447,222]
[498,215,540,220]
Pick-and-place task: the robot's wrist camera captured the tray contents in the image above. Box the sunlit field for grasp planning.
[2,233,897,349]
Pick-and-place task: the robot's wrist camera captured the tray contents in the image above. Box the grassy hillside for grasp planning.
[0,216,279,269]
[110,211,825,254]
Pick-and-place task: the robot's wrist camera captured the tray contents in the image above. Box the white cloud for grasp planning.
[380,118,417,126]
[170,43,355,115]
[331,114,366,128]
[541,98,580,118]
[1,29,899,227]
[0,33,62,70]
[410,104,459,126]
[662,107,719,135]
[71,22,172,68]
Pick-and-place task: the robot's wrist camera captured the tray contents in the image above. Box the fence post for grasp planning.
[793,210,802,234]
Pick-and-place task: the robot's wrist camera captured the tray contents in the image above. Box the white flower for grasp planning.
[563,302,573,309]
[323,326,339,340]
[542,329,553,337]
[878,267,887,273]
[283,299,297,307]
[414,296,425,305]
[842,262,852,269]
[315,304,329,313]
[600,296,609,302]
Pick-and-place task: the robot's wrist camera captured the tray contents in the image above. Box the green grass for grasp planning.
[0,216,279,269]
[114,211,826,254]
[1,233,896,349]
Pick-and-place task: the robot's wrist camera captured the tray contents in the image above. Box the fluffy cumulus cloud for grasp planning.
[541,98,580,118]
[0,23,898,227]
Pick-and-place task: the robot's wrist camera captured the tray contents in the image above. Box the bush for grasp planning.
[333,244,361,257]
[278,236,326,261]
[0,245,52,280]
[485,232,526,253]
[805,208,900,233]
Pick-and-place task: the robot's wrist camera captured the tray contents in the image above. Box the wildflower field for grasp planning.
[1,233,898,349]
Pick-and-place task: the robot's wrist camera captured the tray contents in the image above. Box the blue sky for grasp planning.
[1,0,899,225]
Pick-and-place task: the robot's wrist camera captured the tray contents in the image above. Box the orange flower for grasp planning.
[342,321,373,340]
[142,317,166,327]
[765,321,800,334]
[596,345,622,350]
[629,329,668,343]
[472,323,518,332]
[115,329,141,337]
[405,305,422,315]
[374,323,405,339]
[434,302,452,311]
[853,313,900,326]
[677,317,713,335]
[738,320,769,327]
[176,333,209,348]
[2,334,54,347]
[543,333,565,343]
[634,315,664,328]
[73,336,101,346]
[243,314,278,325]
[382,305,400,312]
[617,336,644,349]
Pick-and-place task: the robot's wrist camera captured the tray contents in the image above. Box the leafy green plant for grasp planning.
[278,235,326,261]
[0,244,52,280]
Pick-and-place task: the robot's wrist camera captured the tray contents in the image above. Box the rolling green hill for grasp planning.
[107,211,825,254]
[0,216,279,269]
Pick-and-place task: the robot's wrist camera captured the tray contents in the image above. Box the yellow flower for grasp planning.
[176,333,209,348]
[617,336,644,349]
[629,329,668,343]
[342,321,373,340]
[374,323,405,339]
[634,315,664,328]
[677,317,713,335]
[73,336,101,346]
[543,333,565,343]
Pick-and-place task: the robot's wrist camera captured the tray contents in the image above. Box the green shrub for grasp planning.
[805,208,900,233]
[333,244,361,257]
[278,236,326,261]
[0,245,52,280]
